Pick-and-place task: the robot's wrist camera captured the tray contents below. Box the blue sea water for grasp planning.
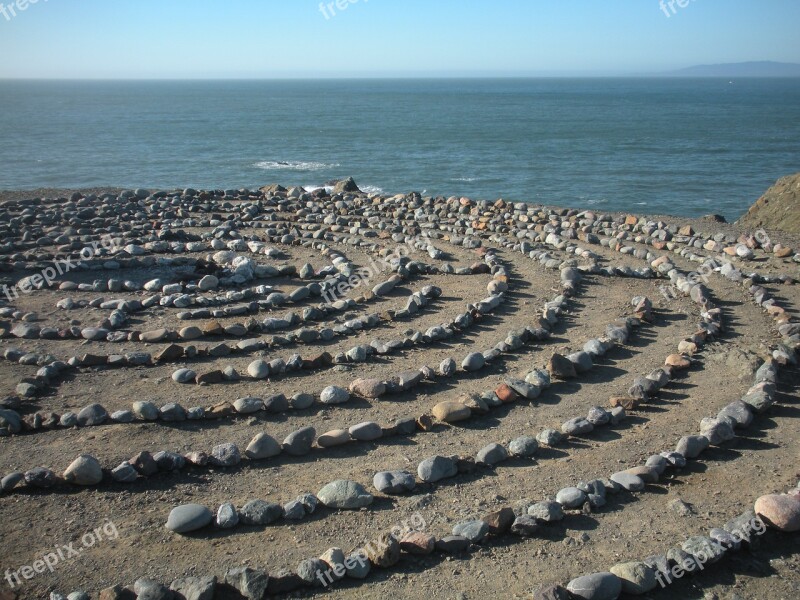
[1,78,799,221]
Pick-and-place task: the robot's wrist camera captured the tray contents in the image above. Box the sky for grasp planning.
[0,0,798,78]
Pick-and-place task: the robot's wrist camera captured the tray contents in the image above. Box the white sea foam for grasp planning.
[360,185,384,194]
[452,177,478,182]
[301,183,384,195]
[253,160,340,171]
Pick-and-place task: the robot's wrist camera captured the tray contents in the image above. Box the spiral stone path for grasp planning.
[0,183,798,600]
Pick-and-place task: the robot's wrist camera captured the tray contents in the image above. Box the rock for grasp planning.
[1,472,24,491]
[169,575,216,600]
[216,502,239,529]
[548,353,577,379]
[531,585,571,600]
[345,550,371,579]
[132,401,160,421]
[676,435,709,458]
[349,421,383,441]
[160,403,187,422]
[77,403,108,426]
[111,462,138,483]
[417,455,458,482]
[432,400,471,423]
[610,471,645,492]
[130,451,158,476]
[717,401,754,429]
[296,557,328,587]
[98,585,128,600]
[283,426,316,456]
[166,504,213,533]
[562,417,594,436]
[700,417,736,445]
[289,392,315,410]
[556,487,587,509]
[247,359,270,379]
[528,501,565,523]
[110,409,135,423]
[133,578,173,600]
[317,480,374,509]
[682,536,726,564]
[510,515,540,537]
[453,520,489,543]
[245,433,282,459]
[754,494,800,532]
[198,275,219,291]
[365,532,400,567]
[24,466,57,488]
[609,562,657,594]
[476,443,509,465]
[209,443,241,467]
[373,470,416,494]
[586,406,610,426]
[239,499,283,525]
[172,368,196,383]
[320,385,349,405]
[319,547,346,582]
[233,397,264,414]
[223,567,269,600]
[435,535,471,553]
[624,465,660,484]
[399,531,436,554]
[439,357,457,376]
[508,435,539,457]
[566,572,623,600]
[461,352,485,371]
[537,429,563,446]
[669,498,694,517]
[317,429,350,447]
[63,454,103,485]
[349,378,387,398]
[483,507,516,534]
[665,354,691,370]
[0,408,22,435]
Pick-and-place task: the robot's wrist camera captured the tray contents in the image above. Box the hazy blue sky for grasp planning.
[1,0,798,78]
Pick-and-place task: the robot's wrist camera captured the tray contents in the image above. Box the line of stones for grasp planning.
[67,338,794,600]
[1,291,654,561]
[0,243,531,434]
[0,266,594,493]
[149,296,652,536]
[1,240,494,404]
[0,284,567,489]
[4,251,445,341]
[2,255,502,408]
[542,360,793,600]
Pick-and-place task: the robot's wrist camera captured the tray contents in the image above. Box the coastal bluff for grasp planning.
[737,172,800,233]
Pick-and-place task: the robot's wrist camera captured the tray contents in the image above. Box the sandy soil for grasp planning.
[0,188,798,600]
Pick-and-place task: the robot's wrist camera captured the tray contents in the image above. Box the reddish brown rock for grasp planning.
[755,494,800,532]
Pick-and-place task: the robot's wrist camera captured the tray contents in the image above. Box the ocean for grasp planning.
[1,78,799,221]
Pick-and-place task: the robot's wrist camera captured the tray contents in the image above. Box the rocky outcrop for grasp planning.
[737,173,800,233]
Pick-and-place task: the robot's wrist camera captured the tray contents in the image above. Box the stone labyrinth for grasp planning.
[0,181,798,600]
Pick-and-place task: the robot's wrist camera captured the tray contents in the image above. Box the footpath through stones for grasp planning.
[0,182,798,599]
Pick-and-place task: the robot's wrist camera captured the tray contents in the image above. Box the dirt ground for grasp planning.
[0,188,798,600]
